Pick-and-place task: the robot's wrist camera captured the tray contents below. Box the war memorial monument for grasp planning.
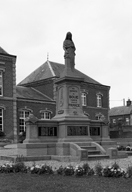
[16,32,122,161]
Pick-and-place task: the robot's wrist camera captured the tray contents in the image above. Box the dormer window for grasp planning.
[95,113,104,120]
[40,110,52,119]
[0,71,3,96]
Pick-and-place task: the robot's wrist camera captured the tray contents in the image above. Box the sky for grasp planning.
[0,0,132,108]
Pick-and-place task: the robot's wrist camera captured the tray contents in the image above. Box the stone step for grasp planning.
[75,142,91,147]
[81,146,96,150]
[87,150,100,155]
[88,154,109,160]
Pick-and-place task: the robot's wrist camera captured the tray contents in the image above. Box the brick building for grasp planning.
[109,99,132,138]
[0,47,110,141]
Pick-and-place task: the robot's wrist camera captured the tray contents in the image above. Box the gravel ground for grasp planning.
[0,148,132,170]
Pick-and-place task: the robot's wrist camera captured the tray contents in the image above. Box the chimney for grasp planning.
[123,98,125,106]
[126,99,131,107]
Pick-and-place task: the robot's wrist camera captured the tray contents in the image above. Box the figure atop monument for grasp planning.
[63,32,76,70]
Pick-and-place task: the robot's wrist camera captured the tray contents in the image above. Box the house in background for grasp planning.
[109,99,132,138]
[0,47,110,142]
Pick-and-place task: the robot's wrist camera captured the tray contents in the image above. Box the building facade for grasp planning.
[0,48,110,141]
[109,99,132,138]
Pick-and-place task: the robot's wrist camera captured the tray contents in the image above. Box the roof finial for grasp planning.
[47,52,49,61]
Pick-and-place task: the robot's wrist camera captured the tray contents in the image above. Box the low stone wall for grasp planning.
[17,142,88,161]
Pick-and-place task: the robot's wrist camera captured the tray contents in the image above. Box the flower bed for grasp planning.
[117,144,132,151]
[0,161,132,179]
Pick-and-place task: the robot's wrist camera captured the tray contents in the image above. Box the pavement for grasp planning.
[0,144,18,157]
[4,144,17,149]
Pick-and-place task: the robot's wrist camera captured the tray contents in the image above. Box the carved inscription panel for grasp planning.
[68,86,80,108]
[67,126,88,136]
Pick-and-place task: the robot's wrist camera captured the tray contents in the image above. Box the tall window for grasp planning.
[97,94,102,108]
[41,111,52,119]
[81,93,87,106]
[126,118,129,125]
[19,110,30,132]
[0,71,3,96]
[0,109,3,131]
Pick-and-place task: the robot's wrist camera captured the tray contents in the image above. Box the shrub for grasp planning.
[56,166,65,175]
[87,168,94,176]
[74,165,84,176]
[18,131,26,143]
[39,164,53,175]
[126,145,131,151]
[15,155,25,162]
[102,162,125,178]
[94,162,103,176]
[82,163,90,175]
[111,162,120,170]
[82,163,94,176]
[13,162,27,173]
[63,165,74,176]
[0,163,13,173]
[0,131,5,137]
[125,166,132,178]
[117,145,125,151]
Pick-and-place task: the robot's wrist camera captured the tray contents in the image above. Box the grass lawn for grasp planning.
[0,174,132,192]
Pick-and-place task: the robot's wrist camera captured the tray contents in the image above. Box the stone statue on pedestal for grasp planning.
[63,32,76,70]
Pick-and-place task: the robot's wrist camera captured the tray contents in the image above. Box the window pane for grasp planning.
[0,109,3,131]
[41,112,51,119]
[0,109,2,116]
[0,77,2,85]
[97,95,102,107]
[19,126,24,132]
[81,93,87,106]
[25,111,30,118]
[19,119,24,125]
[19,111,24,118]
[0,125,2,131]
[19,110,30,132]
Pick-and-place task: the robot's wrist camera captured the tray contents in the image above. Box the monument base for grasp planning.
[56,116,93,143]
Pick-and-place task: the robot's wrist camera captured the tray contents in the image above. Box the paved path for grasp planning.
[0,145,132,170]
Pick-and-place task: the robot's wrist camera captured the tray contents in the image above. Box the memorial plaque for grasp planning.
[67,126,88,136]
[38,127,57,136]
[68,86,80,108]
[90,127,100,136]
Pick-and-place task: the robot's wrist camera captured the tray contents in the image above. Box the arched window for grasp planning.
[96,93,103,108]
[95,113,104,120]
[40,110,52,119]
[19,109,32,132]
[81,92,87,106]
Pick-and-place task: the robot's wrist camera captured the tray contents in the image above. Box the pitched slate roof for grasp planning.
[0,47,9,55]
[16,86,54,101]
[109,105,132,116]
[18,60,101,86]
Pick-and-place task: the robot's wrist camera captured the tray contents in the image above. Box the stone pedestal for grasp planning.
[57,119,92,142]
[53,75,92,142]
[101,124,110,141]
[23,114,40,143]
